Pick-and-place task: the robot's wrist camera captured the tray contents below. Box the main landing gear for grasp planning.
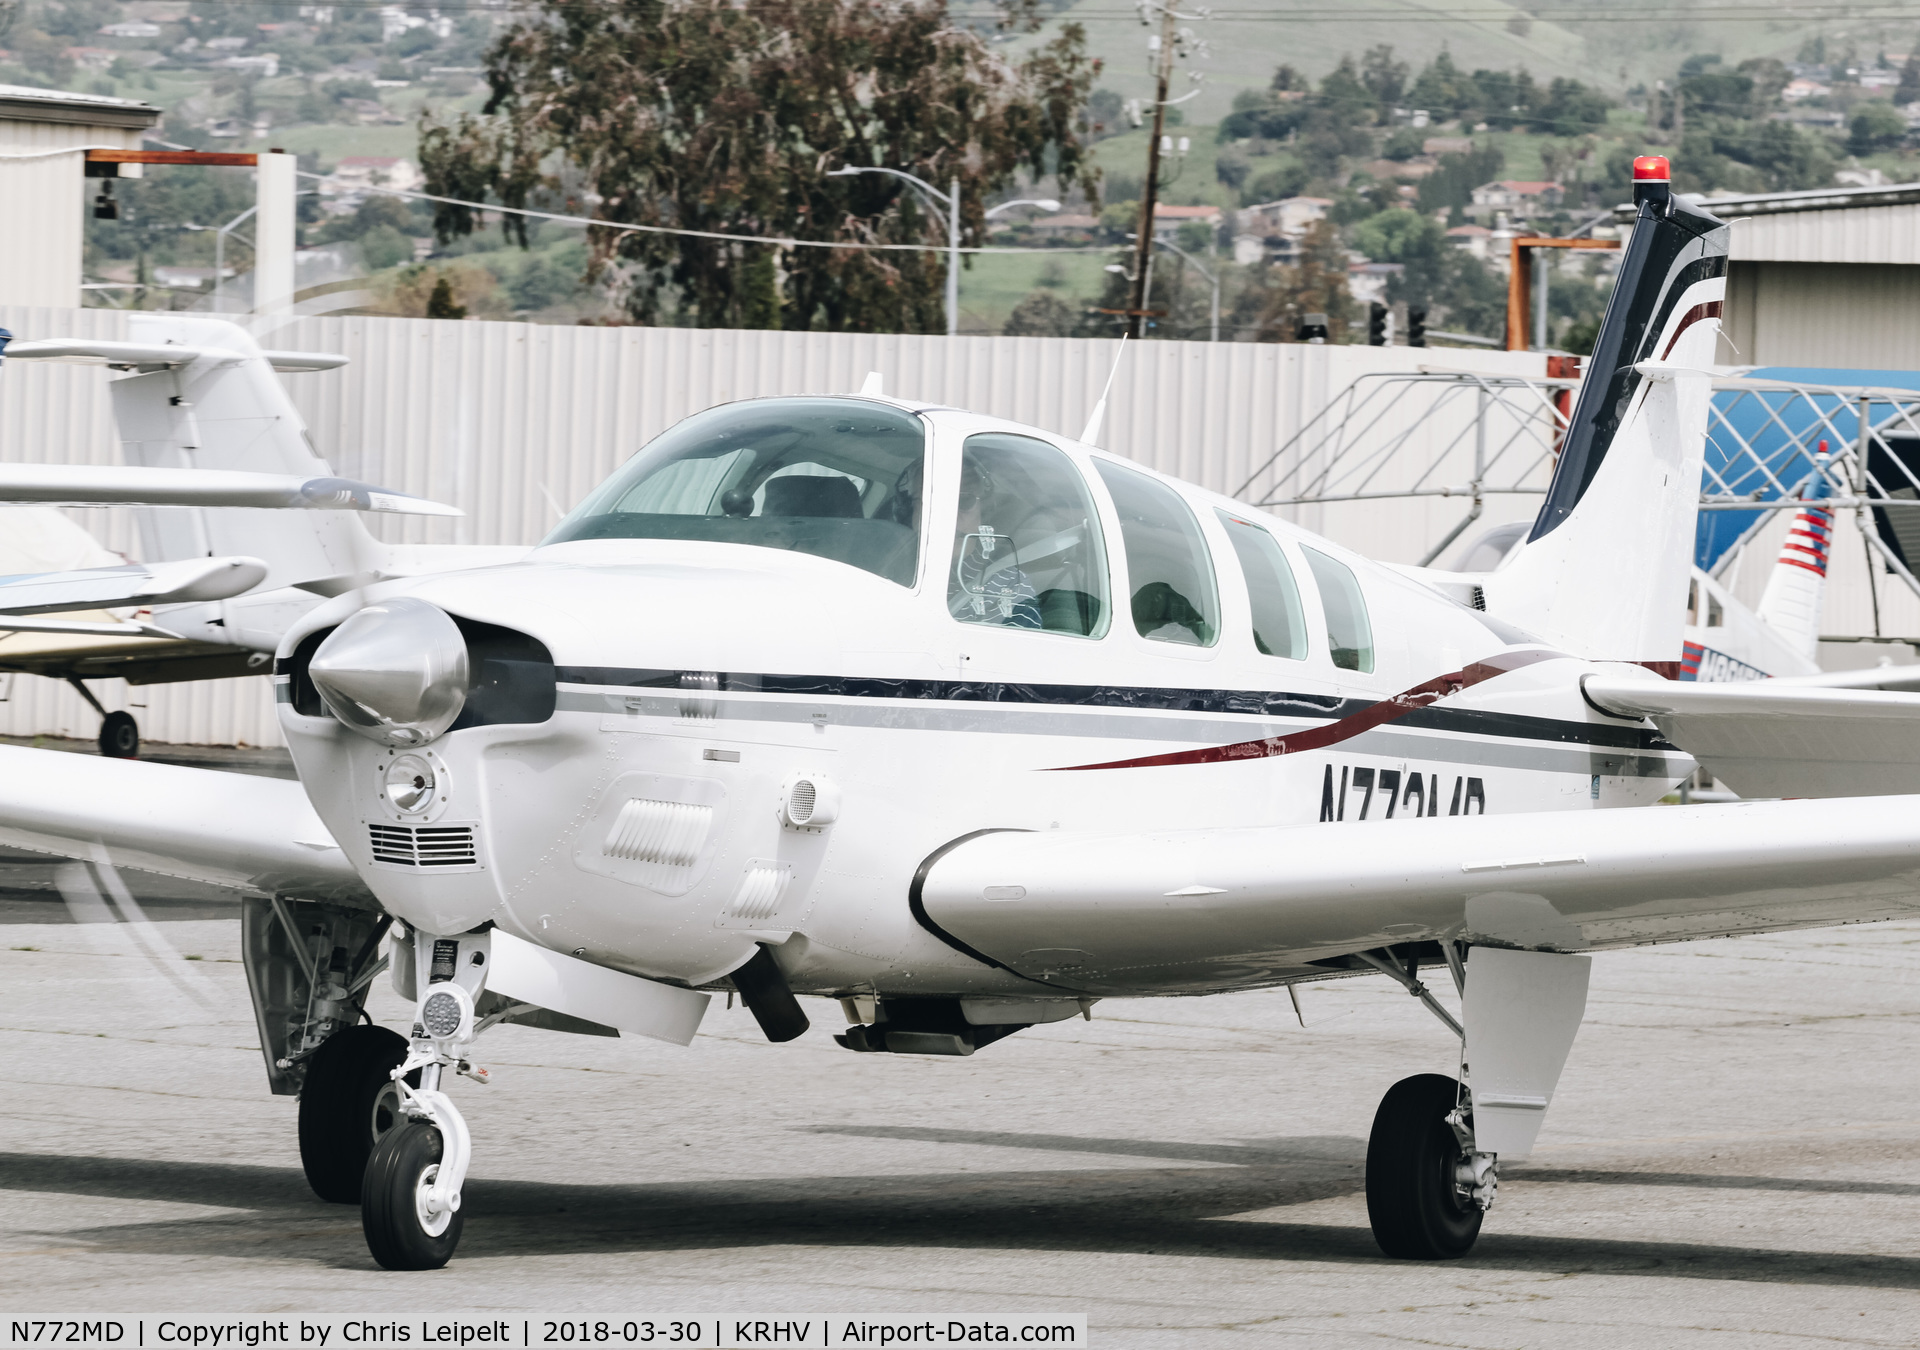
[1365,1073,1493,1259]
[67,678,137,758]
[1353,943,1591,1261]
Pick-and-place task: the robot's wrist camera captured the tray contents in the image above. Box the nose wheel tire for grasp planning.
[362,1120,463,1270]
[98,711,138,759]
[297,1024,413,1204]
[1365,1073,1485,1260]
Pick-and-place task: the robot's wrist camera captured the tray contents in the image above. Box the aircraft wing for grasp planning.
[917,795,1920,993]
[0,464,462,516]
[0,337,347,373]
[0,556,266,617]
[1583,676,1920,798]
[0,746,372,905]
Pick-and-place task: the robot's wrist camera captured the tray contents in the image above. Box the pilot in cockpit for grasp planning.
[948,459,1043,628]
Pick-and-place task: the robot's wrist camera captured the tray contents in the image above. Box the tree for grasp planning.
[1415,142,1504,215]
[1408,49,1479,123]
[1360,45,1409,109]
[1004,290,1078,336]
[1851,101,1908,154]
[419,0,1101,332]
[1270,63,1305,92]
[1899,50,1920,106]
[1319,54,1377,124]
[425,277,467,319]
[1231,220,1356,342]
[361,224,414,271]
[1242,162,1309,206]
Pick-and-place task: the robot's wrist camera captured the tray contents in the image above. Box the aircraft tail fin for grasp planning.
[1753,447,1835,664]
[106,314,384,592]
[1481,158,1729,668]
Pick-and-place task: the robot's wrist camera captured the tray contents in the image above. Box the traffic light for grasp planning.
[1296,312,1329,343]
[1367,302,1388,346]
[1407,305,1427,348]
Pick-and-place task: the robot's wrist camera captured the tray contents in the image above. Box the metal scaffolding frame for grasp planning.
[1235,369,1920,604]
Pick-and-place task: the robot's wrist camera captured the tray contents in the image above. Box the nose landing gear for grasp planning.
[362,1072,471,1269]
[359,928,489,1271]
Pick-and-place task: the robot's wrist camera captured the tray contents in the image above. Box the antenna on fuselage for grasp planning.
[1078,335,1128,446]
[859,371,884,396]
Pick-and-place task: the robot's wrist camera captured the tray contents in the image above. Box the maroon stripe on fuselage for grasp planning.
[1048,649,1572,771]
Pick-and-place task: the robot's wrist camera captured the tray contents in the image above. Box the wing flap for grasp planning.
[1584,676,1920,797]
[918,798,1920,993]
[0,746,373,905]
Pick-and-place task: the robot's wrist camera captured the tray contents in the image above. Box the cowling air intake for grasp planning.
[1477,153,1729,664]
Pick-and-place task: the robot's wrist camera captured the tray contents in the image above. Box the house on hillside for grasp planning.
[1232,196,1331,265]
[1469,180,1562,222]
[1151,203,1222,244]
[323,156,422,199]
[1446,223,1492,262]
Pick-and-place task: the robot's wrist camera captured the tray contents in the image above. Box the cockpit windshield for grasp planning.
[543,398,927,586]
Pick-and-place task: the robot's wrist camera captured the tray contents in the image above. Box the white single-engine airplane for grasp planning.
[14,155,1920,1271]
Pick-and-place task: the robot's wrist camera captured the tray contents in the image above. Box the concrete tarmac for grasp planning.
[5,898,1920,1346]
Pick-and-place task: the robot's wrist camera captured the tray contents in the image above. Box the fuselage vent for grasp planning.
[730,863,793,922]
[369,823,478,867]
[604,798,714,868]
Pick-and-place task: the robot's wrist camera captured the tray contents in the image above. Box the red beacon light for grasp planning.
[1632,153,1673,212]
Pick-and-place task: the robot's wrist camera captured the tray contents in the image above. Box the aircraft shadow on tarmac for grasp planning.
[7,1135,1920,1286]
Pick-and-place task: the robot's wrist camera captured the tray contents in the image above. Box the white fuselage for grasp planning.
[277,406,1694,1002]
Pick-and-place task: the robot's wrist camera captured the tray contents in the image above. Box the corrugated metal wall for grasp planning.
[1733,202,1920,266]
[3,305,1545,745]
[1723,262,1920,369]
[0,125,143,309]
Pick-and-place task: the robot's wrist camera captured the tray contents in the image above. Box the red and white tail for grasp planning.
[1754,447,1835,663]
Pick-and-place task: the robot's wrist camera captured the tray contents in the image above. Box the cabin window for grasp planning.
[947,433,1110,637]
[1093,459,1219,647]
[543,398,926,586]
[1707,592,1724,627]
[1304,547,1375,673]
[1215,510,1307,660]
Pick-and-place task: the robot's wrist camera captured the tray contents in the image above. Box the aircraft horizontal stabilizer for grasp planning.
[919,795,1920,990]
[0,745,372,905]
[0,464,462,516]
[1,337,348,373]
[1584,676,1920,798]
[0,556,266,616]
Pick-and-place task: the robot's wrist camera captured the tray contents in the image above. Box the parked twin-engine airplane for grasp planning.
[13,156,1920,1271]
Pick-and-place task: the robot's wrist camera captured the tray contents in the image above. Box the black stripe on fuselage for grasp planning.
[555,666,1675,753]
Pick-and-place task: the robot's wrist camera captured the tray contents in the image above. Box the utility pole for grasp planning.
[1128,1,1179,340]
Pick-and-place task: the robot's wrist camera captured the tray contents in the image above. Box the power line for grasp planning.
[292,169,1120,254]
[168,0,1920,17]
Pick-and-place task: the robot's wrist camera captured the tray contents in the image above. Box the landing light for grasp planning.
[385,754,437,813]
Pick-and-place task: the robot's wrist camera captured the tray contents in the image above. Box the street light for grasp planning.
[828,165,962,337]
[985,197,1061,219]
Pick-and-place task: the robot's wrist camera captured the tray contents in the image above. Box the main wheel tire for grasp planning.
[298,1024,412,1204]
[1365,1073,1484,1260]
[98,711,138,759]
[362,1120,463,1271]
